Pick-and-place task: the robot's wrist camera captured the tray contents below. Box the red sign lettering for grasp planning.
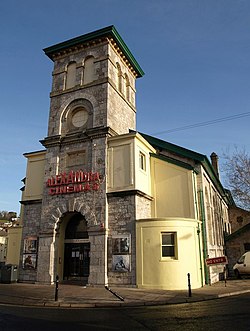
[46,170,101,195]
[205,256,228,266]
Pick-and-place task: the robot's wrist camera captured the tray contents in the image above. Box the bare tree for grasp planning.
[0,211,17,221]
[223,148,250,211]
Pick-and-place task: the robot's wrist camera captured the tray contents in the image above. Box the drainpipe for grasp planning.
[197,224,204,287]
[198,190,209,285]
[192,172,204,286]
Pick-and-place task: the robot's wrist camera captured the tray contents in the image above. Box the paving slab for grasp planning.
[0,279,248,308]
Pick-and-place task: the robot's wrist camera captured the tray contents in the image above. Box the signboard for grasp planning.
[46,170,101,195]
[205,256,228,266]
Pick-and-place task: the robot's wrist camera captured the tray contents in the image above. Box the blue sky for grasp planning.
[1,0,250,214]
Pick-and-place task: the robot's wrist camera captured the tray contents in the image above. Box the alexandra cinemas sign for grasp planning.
[47,170,101,195]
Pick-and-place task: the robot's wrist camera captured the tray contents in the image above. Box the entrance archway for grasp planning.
[63,212,90,284]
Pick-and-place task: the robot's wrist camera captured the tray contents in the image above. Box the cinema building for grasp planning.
[18,26,230,290]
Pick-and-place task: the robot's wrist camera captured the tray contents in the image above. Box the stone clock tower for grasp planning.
[35,26,144,284]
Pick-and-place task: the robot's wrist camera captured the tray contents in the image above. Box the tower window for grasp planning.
[83,56,95,85]
[125,73,130,101]
[116,62,123,94]
[65,62,76,89]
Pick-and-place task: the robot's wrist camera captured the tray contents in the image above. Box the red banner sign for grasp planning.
[47,170,101,195]
[205,256,228,266]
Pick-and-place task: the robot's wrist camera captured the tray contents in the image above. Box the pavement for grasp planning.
[0,279,249,308]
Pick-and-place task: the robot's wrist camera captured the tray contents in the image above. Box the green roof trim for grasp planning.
[43,25,144,77]
[140,132,228,202]
[140,132,205,162]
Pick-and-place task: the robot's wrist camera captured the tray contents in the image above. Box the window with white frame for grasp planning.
[161,232,177,258]
[139,151,146,171]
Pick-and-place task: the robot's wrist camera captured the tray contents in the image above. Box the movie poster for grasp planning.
[112,236,130,254]
[23,237,38,269]
[22,254,37,269]
[112,255,130,272]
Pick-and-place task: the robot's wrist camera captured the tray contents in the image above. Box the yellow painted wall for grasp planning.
[0,235,7,262]
[134,138,154,195]
[108,141,134,190]
[23,151,46,200]
[151,157,196,219]
[6,226,22,266]
[136,218,203,290]
[108,133,155,196]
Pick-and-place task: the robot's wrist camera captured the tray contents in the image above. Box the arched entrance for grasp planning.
[63,212,90,284]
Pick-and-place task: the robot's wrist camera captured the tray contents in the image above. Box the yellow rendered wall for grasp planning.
[151,158,196,219]
[134,138,153,196]
[24,152,45,201]
[108,142,134,190]
[136,219,202,290]
[108,133,155,195]
[0,236,7,262]
[6,227,22,265]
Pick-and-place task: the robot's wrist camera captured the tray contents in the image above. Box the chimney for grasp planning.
[210,152,219,179]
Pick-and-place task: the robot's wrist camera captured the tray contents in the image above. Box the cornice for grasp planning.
[107,189,153,201]
[20,199,42,205]
[40,126,118,148]
[43,25,144,78]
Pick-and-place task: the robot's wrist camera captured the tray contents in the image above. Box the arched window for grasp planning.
[116,62,123,94]
[83,56,95,85]
[124,73,130,101]
[65,62,76,89]
[60,98,93,136]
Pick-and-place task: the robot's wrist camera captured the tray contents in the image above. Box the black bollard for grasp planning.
[187,273,192,297]
[55,275,59,301]
[224,266,227,287]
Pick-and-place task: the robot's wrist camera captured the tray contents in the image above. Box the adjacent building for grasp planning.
[225,204,250,275]
[15,26,230,289]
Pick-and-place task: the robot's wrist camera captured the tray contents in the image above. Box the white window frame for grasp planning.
[161,232,177,260]
[139,151,146,171]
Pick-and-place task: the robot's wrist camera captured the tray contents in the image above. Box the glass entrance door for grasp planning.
[64,243,90,281]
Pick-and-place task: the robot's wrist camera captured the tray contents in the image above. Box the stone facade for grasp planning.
[226,226,250,276]
[106,193,152,286]
[19,26,230,290]
[107,194,136,285]
[18,202,42,283]
[20,27,143,286]
[228,206,250,233]
[226,206,250,276]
